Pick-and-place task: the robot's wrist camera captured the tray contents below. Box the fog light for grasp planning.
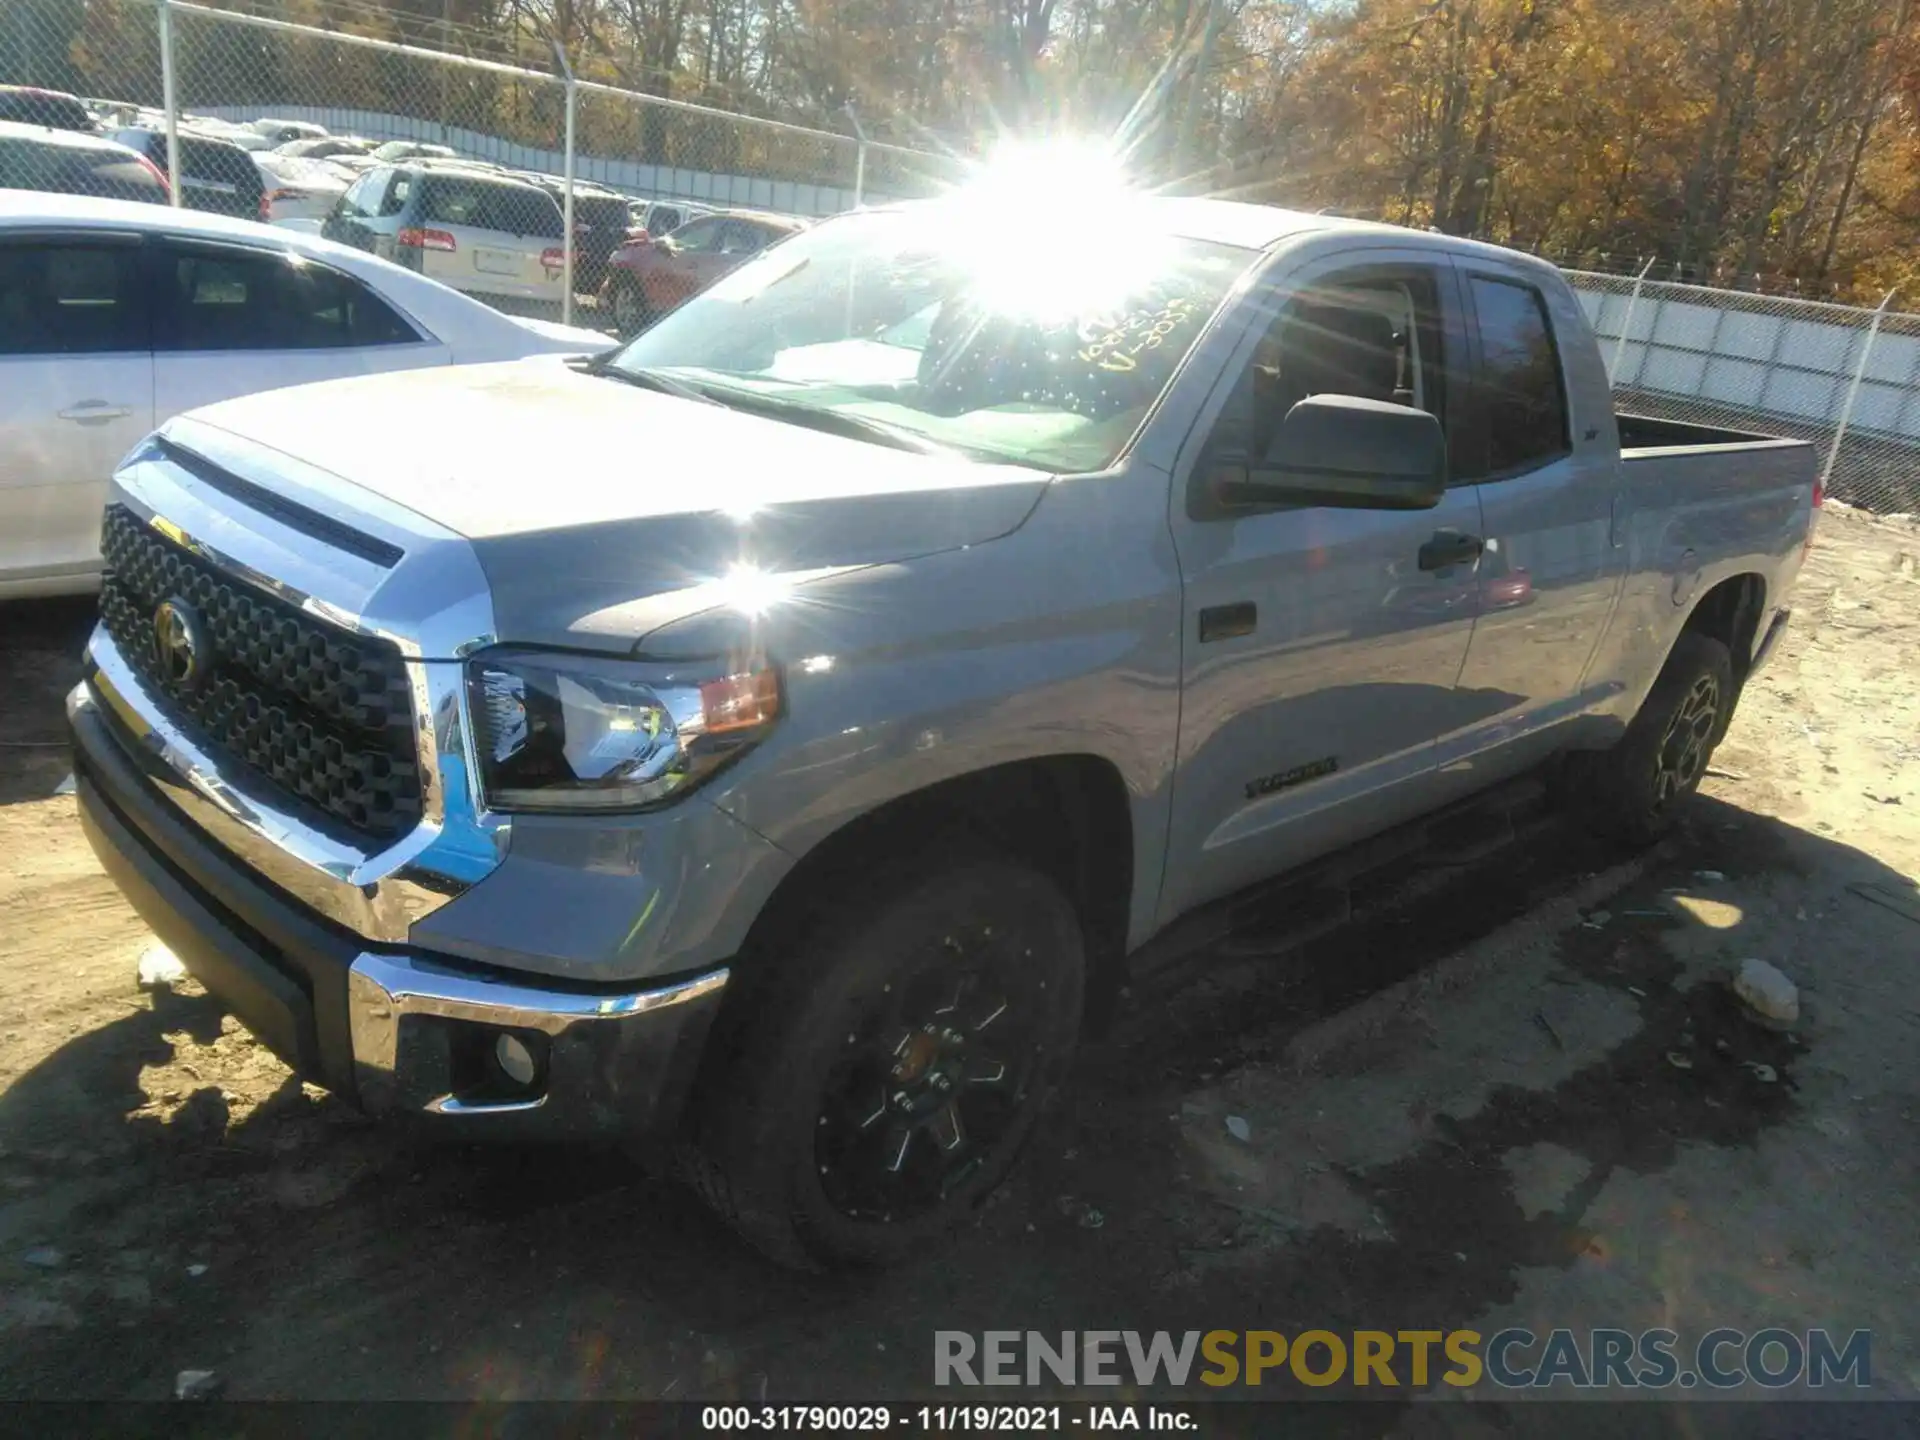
[494,1033,538,1087]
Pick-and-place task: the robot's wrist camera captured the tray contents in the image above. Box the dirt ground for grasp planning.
[1,505,1917,1422]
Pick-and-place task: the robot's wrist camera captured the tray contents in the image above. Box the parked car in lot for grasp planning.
[321,161,570,317]
[275,136,375,164]
[601,208,804,333]
[243,118,329,150]
[177,115,263,148]
[253,151,355,229]
[0,191,610,598]
[84,97,143,129]
[0,121,170,204]
[365,140,456,165]
[66,196,1817,1268]
[108,125,264,220]
[415,154,507,174]
[216,129,275,153]
[516,173,632,294]
[627,196,712,238]
[0,85,97,133]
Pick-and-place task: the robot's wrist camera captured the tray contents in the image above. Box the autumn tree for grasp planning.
[18,0,1920,298]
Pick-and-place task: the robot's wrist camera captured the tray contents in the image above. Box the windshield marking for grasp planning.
[604,208,1254,471]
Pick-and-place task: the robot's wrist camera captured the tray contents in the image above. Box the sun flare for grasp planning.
[927,138,1171,323]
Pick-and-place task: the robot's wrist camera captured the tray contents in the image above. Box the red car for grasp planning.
[601,210,806,335]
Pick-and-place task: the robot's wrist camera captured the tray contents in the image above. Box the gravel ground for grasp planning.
[1,504,1916,1424]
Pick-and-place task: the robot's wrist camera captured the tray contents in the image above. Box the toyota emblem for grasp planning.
[153,598,210,690]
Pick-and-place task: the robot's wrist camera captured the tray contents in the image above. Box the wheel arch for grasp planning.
[706,754,1136,1062]
[1681,572,1768,682]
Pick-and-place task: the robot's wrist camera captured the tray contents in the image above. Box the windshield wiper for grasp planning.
[574,359,962,457]
[692,386,955,456]
[570,355,722,406]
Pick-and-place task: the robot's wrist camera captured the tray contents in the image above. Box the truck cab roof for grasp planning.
[929,194,1569,277]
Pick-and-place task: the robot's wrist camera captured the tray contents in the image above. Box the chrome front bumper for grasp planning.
[73,678,728,1135]
[346,950,727,1122]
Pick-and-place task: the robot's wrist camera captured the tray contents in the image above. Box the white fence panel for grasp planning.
[1566,269,1920,511]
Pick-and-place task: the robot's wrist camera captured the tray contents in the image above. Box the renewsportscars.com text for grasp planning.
[933,1328,1872,1390]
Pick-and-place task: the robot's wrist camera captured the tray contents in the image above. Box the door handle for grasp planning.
[1198,601,1258,643]
[57,402,134,425]
[1418,530,1485,572]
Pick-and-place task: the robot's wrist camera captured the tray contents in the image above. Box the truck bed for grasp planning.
[1594,410,1816,729]
[1617,411,1790,453]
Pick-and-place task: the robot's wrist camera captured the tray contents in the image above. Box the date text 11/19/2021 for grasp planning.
[700,1405,1196,1432]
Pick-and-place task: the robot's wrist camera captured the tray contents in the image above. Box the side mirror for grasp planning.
[1211,394,1446,511]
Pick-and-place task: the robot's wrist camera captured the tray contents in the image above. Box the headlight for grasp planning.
[466,648,781,813]
[118,433,167,473]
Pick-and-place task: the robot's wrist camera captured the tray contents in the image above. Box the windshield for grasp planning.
[604,206,1254,471]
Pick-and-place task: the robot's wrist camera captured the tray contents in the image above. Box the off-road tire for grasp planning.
[1571,630,1736,844]
[683,853,1085,1270]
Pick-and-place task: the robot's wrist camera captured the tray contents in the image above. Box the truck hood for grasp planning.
[176,358,1051,650]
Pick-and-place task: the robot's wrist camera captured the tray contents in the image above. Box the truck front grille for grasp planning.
[98,505,423,842]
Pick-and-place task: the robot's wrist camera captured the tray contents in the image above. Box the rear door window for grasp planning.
[670,217,724,253]
[0,139,165,204]
[718,221,770,255]
[180,139,260,191]
[113,132,260,207]
[485,184,564,238]
[0,240,147,355]
[577,196,628,232]
[419,175,489,228]
[419,176,561,236]
[155,242,420,351]
[295,265,419,346]
[0,90,94,131]
[1468,276,1571,478]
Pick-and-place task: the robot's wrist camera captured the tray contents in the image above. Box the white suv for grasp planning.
[322,162,569,318]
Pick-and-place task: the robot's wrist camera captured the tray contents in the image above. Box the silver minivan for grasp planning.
[323,162,568,317]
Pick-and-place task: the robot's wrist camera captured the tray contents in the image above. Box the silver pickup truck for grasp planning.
[69,198,1817,1269]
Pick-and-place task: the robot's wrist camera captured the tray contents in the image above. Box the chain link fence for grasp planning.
[2,0,169,190]
[1,0,955,328]
[5,5,1916,510]
[3,0,164,110]
[1569,269,1920,516]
